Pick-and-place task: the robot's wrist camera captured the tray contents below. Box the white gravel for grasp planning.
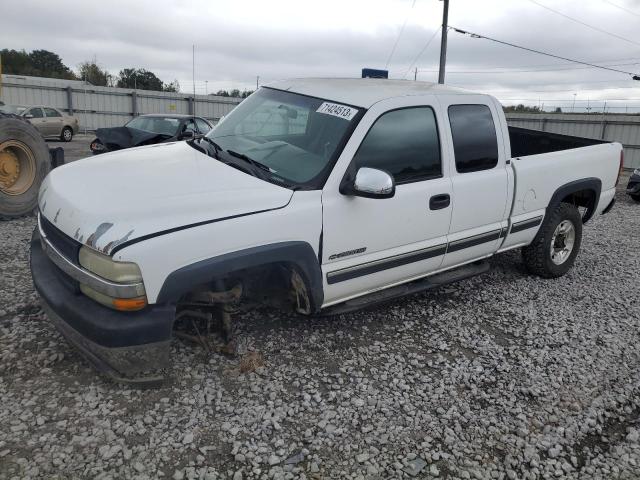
[1,190,639,480]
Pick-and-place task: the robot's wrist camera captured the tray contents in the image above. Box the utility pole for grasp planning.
[572,93,577,112]
[414,67,418,81]
[438,0,450,84]
[256,76,259,89]
[192,45,196,117]
[205,80,208,95]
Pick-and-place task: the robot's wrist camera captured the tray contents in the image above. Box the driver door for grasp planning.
[321,97,453,306]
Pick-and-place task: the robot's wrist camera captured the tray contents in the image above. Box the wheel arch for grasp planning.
[155,241,324,312]
[547,177,601,224]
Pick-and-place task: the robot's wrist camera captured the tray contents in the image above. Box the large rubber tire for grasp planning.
[630,193,640,203]
[0,114,51,220]
[522,203,583,278]
[61,126,73,142]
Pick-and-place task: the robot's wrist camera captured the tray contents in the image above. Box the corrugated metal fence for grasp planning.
[1,74,242,130]
[506,113,640,169]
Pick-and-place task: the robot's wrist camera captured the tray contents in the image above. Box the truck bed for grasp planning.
[508,126,607,158]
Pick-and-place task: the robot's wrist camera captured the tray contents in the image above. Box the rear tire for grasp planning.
[522,203,582,278]
[61,126,73,142]
[0,114,51,220]
[630,193,640,203]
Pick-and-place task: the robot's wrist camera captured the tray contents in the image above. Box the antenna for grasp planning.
[192,44,196,117]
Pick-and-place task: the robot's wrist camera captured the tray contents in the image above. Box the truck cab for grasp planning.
[30,79,621,383]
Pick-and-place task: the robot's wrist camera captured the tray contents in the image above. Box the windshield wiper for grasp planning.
[226,150,274,174]
[199,136,223,158]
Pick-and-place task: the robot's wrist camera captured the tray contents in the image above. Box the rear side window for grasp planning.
[353,107,441,184]
[44,108,61,117]
[448,104,499,173]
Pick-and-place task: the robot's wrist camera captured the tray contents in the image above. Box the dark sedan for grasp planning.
[90,114,213,154]
[627,168,640,202]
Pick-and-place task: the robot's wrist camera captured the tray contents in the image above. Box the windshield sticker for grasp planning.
[316,102,358,121]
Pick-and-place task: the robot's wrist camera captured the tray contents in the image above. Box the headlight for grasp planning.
[79,246,147,311]
[634,168,640,176]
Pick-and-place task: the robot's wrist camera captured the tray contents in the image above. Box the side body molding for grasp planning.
[156,241,324,312]
[546,177,601,224]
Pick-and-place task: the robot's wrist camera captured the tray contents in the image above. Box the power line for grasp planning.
[601,0,640,18]
[527,0,640,47]
[402,28,441,79]
[449,26,640,79]
[417,61,640,74]
[385,0,417,68]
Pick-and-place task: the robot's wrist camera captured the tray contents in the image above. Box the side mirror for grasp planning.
[344,167,395,199]
[24,114,34,119]
[180,130,195,140]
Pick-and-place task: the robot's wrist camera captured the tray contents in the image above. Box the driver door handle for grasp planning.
[429,194,450,210]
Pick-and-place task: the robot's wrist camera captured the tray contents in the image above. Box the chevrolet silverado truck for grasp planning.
[30,79,622,383]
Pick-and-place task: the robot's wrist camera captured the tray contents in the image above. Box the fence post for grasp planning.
[132,91,138,117]
[188,96,194,115]
[66,86,74,115]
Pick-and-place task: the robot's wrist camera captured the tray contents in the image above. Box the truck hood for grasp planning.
[38,141,293,255]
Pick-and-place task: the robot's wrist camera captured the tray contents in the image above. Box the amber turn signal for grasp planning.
[112,297,147,311]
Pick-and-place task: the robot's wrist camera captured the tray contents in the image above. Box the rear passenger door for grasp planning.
[438,98,510,268]
[43,108,63,136]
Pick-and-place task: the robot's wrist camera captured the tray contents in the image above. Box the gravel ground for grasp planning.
[1,187,639,480]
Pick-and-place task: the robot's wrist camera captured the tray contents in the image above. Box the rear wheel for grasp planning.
[522,203,582,278]
[61,126,73,142]
[0,114,51,219]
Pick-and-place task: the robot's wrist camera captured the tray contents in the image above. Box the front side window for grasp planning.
[352,107,441,184]
[26,108,44,118]
[208,88,360,185]
[448,104,499,173]
[44,108,62,117]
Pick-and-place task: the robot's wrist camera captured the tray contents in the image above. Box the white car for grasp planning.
[30,78,622,383]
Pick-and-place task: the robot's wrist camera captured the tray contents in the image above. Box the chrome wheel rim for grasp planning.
[550,220,575,265]
[63,129,72,141]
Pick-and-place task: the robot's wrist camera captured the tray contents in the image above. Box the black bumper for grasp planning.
[626,173,640,195]
[30,229,176,383]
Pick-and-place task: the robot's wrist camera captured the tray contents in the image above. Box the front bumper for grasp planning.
[30,229,175,384]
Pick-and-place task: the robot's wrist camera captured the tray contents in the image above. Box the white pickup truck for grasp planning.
[30,79,622,383]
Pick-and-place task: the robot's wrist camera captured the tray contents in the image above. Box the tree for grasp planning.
[116,68,163,90]
[162,80,180,92]
[554,107,563,113]
[215,90,230,97]
[0,48,76,79]
[28,50,76,79]
[229,89,241,98]
[78,58,111,86]
[503,104,541,114]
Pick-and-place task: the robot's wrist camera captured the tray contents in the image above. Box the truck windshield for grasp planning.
[206,88,360,187]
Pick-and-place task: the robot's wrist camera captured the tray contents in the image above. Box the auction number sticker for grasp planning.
[316,102,358,121]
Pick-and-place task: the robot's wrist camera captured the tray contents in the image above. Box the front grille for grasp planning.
[40,214,81,265]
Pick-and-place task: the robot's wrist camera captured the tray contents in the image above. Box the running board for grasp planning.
[321,261,490,316]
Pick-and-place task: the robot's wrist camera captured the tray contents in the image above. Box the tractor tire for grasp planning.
[0,113,51,220]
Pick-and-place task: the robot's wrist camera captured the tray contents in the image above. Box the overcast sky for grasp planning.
[3,0,640,111]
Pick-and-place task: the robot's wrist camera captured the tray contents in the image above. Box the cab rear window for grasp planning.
[448,104,499,173]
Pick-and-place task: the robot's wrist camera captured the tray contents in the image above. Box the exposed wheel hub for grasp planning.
[0,140,37,196]
[550,220,576,265]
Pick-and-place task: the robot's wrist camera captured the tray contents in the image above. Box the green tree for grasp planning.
[215,90,230,97]
[28,50,76,79]
[78,58,111,86]
[116,68,163,90]
[1,48,76,79]
[162,79,180,92]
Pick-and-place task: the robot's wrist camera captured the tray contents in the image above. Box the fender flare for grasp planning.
[156,241,324,312]
[546,177,601,224]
